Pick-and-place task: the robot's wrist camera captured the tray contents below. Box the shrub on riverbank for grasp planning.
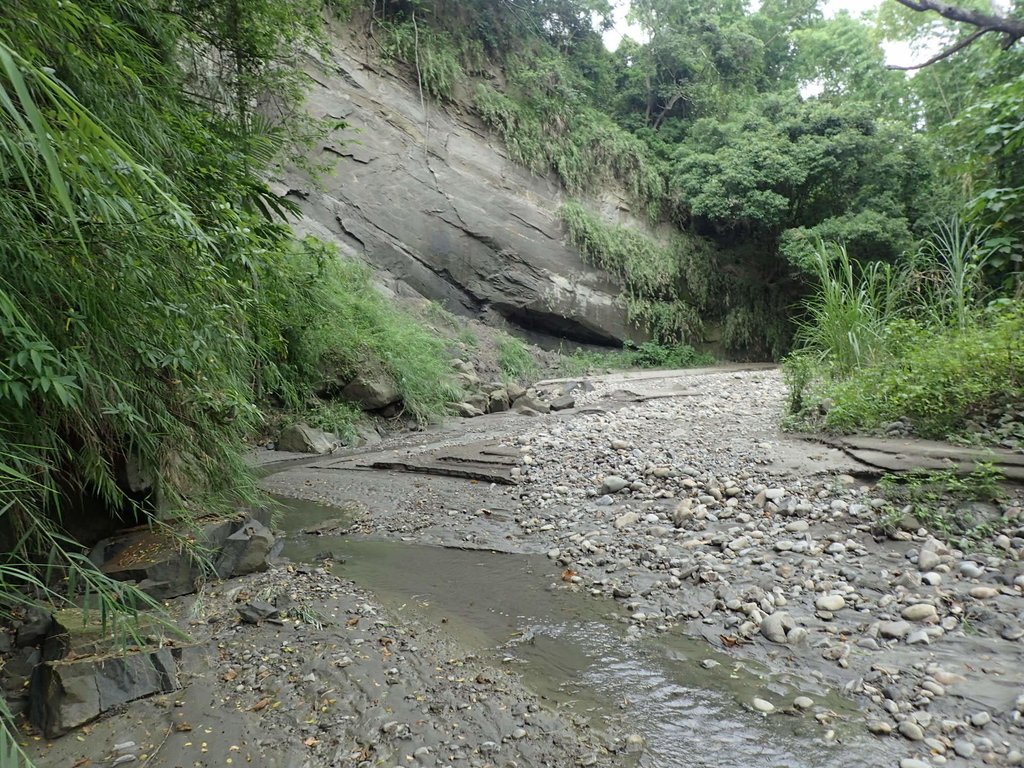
[261,241,461,422]
[559,341,714,376]
[784,234,1023,445]
[817,307,1024,439]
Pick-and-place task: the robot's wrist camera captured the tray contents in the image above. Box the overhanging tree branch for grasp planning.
[887,27,990,70]
[890,0,1024,68]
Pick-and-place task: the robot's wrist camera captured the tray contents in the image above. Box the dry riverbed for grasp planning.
[24,366,1024,768]
[264,366,1024,768]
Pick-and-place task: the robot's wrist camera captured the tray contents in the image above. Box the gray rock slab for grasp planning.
[32,648,179,738]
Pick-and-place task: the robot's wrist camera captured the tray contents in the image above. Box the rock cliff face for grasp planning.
[279,28,639,346]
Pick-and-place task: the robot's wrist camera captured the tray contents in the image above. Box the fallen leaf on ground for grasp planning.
[720,634,748,647]
[250,698,271,712]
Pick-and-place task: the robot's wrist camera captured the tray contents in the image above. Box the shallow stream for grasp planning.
[276,495,890,768]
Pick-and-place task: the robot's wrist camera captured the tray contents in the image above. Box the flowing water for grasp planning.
[276,495,890,768]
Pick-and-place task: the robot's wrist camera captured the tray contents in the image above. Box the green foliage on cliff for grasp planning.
[475,74,665,216]
[363,0,1022,364]
[378,19,466,100]
[561,201,706,341]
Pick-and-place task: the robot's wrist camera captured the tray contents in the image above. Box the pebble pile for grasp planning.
[504,369,1024,767]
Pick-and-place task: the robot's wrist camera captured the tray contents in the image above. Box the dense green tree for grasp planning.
[670,95,932,261]
[790,11,910,115]
[625,0,766,127]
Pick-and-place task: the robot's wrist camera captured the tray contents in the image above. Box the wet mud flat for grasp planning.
[282,523,893,768]
[26,564,617,768]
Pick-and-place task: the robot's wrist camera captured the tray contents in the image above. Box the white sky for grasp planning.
[602,0,930,68]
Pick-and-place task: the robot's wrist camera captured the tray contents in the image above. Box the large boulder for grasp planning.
[513,390,551,414]
[549,394,576,411]
[486,388,510,414]
[453,402,484,418]
[350,424,383,447]
[89,516,273,600]
[339,372,401,411]
[29,609,181,737]
[214,518,275,578]
[277,423,339,454]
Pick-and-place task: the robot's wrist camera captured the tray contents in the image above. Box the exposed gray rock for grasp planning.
[902,603,938,622]
[954,740,976,758]
[453,402,484,418]
[237,600,280,625]
[752,697,775,713]
[278,44,642,346]
[466,392,490,413]
[215,519,275,578]
[90,517,265,600]
[15,607,53,648]
[614,511,639,530]
[815,595,846,612]
[487,389,511,414]
[514,391,551,414]
[549,395,576,411]
[879,621,912,639]
[31,648,179,738]
[760,612,796,644]
[601,476,629,494]
[918,547,941,572]
[339,372,401,411]
[506,382,527,402]
[898,720,925,740]
[351,425,383,447]
[277,423,338,454]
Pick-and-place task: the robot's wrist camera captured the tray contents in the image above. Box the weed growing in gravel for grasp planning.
[303,401,362,443]
[457,329,480,349]
[424,301,462,329]
[876,464,1005,549]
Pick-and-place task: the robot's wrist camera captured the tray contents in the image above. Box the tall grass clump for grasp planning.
[497,333,539,382]
[377,19,465,101]
[476,62,666,218]
[785,226,1023,444]
[258,240,462,422]
[912,215,990,331]
[794,241,906,376]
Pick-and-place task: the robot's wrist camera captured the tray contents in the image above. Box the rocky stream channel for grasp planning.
[18,366,1024,768]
